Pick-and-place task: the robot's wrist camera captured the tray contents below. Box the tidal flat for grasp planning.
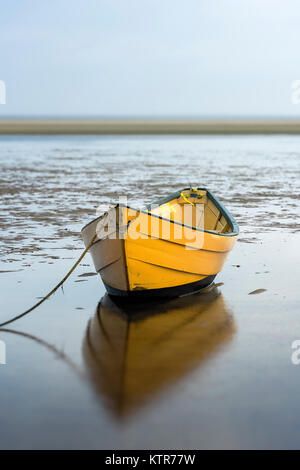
[0,135,299,449]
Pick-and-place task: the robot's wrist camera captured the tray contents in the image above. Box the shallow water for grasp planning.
[0,135,300,449]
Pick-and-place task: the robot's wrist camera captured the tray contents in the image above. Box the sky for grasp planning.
[1,0,300,117]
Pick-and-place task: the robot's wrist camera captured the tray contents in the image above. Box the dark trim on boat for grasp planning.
[103,274,216,300]
[205,189,239,236]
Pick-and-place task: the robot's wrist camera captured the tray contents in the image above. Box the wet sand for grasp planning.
[1,118,300,135]
[0,135,300,449]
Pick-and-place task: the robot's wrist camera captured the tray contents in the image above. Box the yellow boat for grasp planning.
[83,287,236,417]
[81,187,239,298]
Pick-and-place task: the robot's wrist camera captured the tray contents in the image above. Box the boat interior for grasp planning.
[148,189,232,234]
[92,189,233,239]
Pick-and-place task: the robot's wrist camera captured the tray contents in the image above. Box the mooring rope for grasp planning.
[0,234,97,328]
[180,191,195,206]
[0,327,85,377]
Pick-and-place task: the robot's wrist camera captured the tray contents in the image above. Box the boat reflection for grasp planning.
[83,285,236,418]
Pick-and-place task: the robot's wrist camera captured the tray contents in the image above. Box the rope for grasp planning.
[180,191,195,206]
[0,234,97,328]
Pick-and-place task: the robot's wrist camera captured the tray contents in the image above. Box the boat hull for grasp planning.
[103,274,216,299]
[81,188,239,299]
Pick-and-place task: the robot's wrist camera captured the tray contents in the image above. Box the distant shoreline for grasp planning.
[1,118,300,134]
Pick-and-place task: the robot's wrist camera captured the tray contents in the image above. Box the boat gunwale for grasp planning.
[103,274,217,299]
[89,230,232,253]
[81,188,239,238]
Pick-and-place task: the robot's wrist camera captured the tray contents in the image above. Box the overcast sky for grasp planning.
[1,0,300,117]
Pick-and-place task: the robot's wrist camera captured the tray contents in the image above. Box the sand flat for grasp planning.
[0,135,300,449]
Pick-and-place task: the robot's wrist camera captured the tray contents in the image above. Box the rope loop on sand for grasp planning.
[0,234,97,328]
